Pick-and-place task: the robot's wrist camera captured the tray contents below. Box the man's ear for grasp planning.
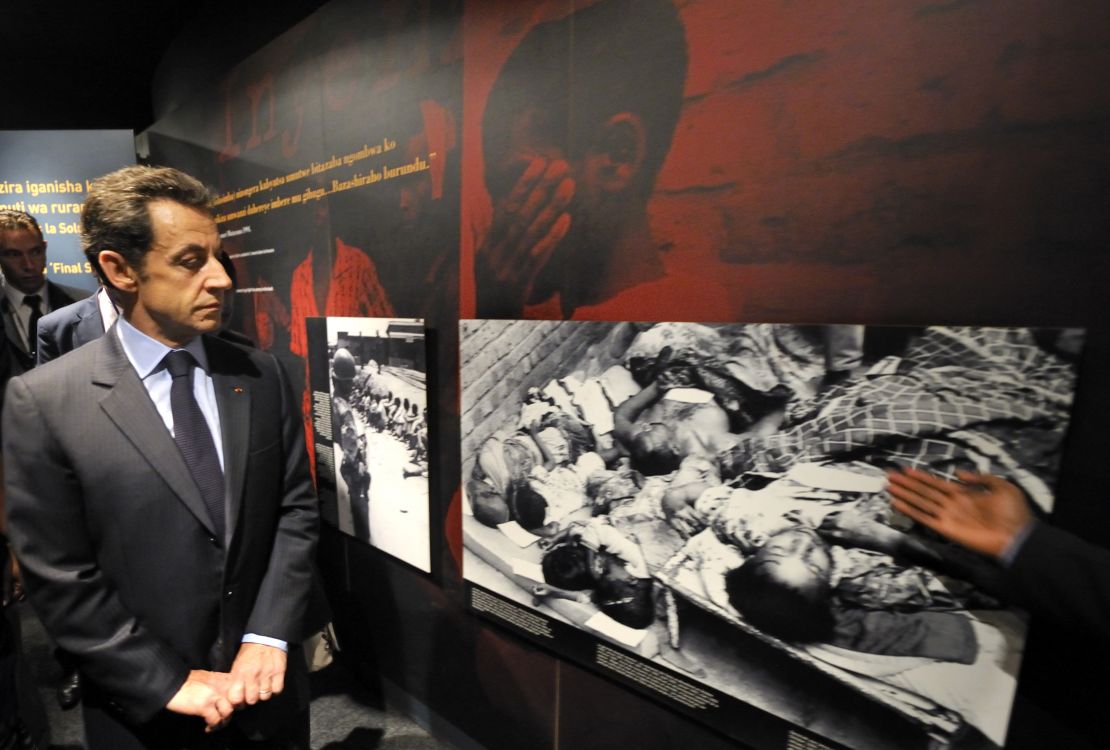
[97,250,139,292]
[596,113,646,192]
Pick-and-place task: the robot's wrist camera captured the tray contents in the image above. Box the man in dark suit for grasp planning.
[0,209,89,373]
[3,166,318,749]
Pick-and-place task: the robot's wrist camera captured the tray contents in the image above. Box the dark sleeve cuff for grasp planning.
[997,519,1037,567]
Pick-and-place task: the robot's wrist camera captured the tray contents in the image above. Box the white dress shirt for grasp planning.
[2,279,52,350]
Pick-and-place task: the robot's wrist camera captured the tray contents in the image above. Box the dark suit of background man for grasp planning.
[0,209,88,374]
[3,166,319,750]
[1,208,88,734]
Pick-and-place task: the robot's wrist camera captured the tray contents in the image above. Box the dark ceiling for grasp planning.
[1,0,327,132]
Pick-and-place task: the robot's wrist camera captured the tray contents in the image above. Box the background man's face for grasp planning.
[0,228,47,294]
[130,200,230,347]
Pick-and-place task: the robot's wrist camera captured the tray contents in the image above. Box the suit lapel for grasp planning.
[208,341,250,542]
[94,331,219,537]
[1,297,34,374]
[1,297,27,354]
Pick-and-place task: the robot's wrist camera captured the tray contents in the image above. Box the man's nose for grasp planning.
[208,257,233,289]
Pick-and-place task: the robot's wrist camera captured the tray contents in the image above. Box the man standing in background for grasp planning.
[0,209,88,374]
[1,208,90,717]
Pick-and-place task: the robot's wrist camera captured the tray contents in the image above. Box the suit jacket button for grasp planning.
[225,589,233,598]
[208,536,218,546]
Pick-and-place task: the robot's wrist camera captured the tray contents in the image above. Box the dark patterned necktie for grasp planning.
[164,350,225,540]
[24,294,42,360]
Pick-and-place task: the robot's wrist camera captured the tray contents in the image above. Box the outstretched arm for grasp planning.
[889,468,1110,634]
[528,421,557,471]
[529,583,590,606]
[817,508,943,568]
[613,382,662,449]
[538,523,581,549]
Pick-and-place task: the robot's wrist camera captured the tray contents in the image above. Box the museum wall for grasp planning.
[143,1,1110,748]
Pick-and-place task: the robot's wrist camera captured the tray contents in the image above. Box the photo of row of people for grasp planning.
[311,317,431,573]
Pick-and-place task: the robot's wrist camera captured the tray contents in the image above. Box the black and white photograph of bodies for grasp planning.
[328,317,430,572]
[460,319,1083,750]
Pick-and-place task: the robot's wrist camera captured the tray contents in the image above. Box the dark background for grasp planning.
[0,0,327,130]
[6,1,1110,749]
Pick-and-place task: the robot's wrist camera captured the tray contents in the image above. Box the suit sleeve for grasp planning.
[34,319,61,366]
[1008,521,1110,635]
[2,375,190,722]
[243,355,319,642]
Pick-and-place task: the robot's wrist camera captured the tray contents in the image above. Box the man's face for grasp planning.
[0,227,47,294]
[129,200,230,347]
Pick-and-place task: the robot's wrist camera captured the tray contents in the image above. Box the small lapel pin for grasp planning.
[233,386,244,394]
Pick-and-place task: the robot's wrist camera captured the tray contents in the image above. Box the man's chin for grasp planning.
[15,280,46,295]
[189,315,223,336]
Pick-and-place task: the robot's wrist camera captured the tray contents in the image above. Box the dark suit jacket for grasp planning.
[1009,522,1110,635]
[1,279,89,373]
[34,291,103,366]
[2,327,318,742]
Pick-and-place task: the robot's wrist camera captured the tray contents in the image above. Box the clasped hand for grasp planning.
[165,642,287,732]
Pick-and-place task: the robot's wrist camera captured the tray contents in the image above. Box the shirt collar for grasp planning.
[2,278,47,310]
[95,287,120,330]
[116,316,210,380]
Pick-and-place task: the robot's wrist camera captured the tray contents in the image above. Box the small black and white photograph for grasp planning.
[314,317,430,572]
[460,320,1084,750]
